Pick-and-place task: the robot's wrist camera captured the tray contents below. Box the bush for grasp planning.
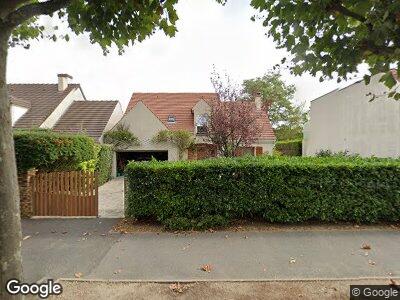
[274,139,302,156]
[103,124,140,149]
[125,156,400,229]
[315,149,359,158]
[96,144,113,185]
[152,130,194,160]
[14,129,96,172]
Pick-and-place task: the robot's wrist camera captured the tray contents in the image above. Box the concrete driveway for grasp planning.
[98,177,124,218]
[22,219,400,282]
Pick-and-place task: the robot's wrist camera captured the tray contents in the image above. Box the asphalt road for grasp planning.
[22,219,400,282]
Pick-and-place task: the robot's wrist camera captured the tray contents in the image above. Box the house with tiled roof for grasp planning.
[9,74,123,142]
[112,92,275,175]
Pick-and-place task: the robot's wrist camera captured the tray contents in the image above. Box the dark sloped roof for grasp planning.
[10,95,31,108]
[9,83,80,128]
[53,100,119,140]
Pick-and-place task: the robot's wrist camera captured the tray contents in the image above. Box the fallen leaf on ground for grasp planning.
[361,243,371,250]
[74,272,83,278]
[200,264,212,272]
[50,230,57,233]
[169,283,187,293]
[23,235,31,240]
[225,235,229,239]
[243,235,248,239]
[208,229,215,233]
[289,257,296,264]
[35,232,39,235]
[113,269,122,274]
[368,260,376,266]
[62,231,68,234]
[100,233,106,236]
[390,279,399,286]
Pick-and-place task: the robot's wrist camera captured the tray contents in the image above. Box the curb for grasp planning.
[57,276,400,284]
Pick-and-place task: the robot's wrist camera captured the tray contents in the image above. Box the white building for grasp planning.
[9,74,123,142]
[303,73,400,158]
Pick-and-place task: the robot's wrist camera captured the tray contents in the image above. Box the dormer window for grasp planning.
[196,114,208,135]
[167,115,176,123]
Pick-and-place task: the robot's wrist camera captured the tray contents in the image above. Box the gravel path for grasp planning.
[98,177,124,218]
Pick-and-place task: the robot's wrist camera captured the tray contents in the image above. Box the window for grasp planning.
[167,115,176,123]
[196,114,208,135]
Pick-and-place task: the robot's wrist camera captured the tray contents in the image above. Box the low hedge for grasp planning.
[274,139,302,156]
[96,144,113,185]
[125,156,400,230]
[14,129,96,172]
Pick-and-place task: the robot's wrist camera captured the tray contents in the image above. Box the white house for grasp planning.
[303,73,400,158]
[111,92,276,176]
[9,74,123,142]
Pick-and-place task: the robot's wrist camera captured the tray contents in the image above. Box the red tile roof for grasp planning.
[127,92,275,140]
[53,100,119,141]
[128,93,218,131]
[8,83,81,128]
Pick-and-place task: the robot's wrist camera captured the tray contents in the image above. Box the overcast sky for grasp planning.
[7,0,361,111]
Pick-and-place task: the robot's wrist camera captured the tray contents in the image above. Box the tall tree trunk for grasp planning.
[0,27,23,299]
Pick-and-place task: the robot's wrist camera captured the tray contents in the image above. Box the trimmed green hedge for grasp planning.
[274,139,302,156]
[14,129,96,172]
[96,144,113,185]
[125,156,400,230]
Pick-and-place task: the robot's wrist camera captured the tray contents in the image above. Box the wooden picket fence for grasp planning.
[31,171,98,217]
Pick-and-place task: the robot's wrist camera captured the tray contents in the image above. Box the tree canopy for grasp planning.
[4,0,180,53]
[1,0,230,295]
[243,71,306,140]
[250,0,400,98]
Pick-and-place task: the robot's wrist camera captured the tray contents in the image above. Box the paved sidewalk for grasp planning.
[22,219,400,283]
[98,177,124,218]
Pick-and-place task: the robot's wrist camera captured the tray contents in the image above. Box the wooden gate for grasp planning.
[31,171,98,216]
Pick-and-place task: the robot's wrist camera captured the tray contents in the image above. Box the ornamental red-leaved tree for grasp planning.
[206,69,260,157]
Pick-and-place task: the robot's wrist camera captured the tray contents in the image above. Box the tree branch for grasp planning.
[3,0,71,29]
[0,0,30,20]
[330,3,366,23]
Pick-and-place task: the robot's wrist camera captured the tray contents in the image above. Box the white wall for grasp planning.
[11,105,28,126]
[303,75,400,158]
[253,139,275,154]
[100,102,124,143]
[116,101,180,158]
[40,87,85,129]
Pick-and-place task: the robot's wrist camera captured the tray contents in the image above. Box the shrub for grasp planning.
[14,129,96,172]
[164,215,228,231]
[315,149,359,158]
[125,156,400,229]
[152,130,194,160]
[96,144,113,185]
[274,139,302,156]
[103,124,140,149]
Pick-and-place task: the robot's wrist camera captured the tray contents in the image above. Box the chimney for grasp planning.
[57,73,73,91]
[255,92,263,110]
